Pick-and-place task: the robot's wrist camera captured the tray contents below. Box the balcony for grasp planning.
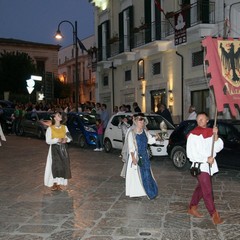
[97,1,215,61]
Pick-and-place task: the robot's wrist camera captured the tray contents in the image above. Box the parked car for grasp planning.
[0,100,14,108]
[103,113,175,156]
[0,107,14,133]
[18,111,52,139]
[66,112,98,148]
[167,119,240,170]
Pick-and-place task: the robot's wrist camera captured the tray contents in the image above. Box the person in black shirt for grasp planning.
[132,102,141,113]
[156,103,174,125]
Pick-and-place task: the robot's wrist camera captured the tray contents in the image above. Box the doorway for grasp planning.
[150,89,166,112]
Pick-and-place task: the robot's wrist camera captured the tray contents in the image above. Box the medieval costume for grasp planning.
[125,113,158,200]
[0,123,6,146]
[186,112,224,224]
[44,123,72,190]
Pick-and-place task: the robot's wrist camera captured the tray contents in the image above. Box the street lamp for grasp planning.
[55,20,79,112]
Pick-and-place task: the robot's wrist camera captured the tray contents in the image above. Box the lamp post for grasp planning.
[109,62,116,112]
[55,20,79,112]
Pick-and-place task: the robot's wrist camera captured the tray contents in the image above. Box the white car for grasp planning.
[103,113,175,157]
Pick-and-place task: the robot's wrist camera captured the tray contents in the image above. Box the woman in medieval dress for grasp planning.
[125,113,159,199]
[44,112,72,191]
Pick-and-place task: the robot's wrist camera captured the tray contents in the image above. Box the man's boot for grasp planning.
[188,205,204,218]
[212,211,224,225]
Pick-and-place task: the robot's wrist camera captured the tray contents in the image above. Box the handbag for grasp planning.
[190,162,202,177]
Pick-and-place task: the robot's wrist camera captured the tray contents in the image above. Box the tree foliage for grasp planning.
[0,51,36,95]
[54,78,71,99]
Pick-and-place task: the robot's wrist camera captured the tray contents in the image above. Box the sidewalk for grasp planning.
[0,135,240,240]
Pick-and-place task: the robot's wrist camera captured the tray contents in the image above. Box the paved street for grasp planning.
[0,135,240,240]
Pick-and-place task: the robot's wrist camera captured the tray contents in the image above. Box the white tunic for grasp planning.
[0,124,6,146]
[186,133,223,175]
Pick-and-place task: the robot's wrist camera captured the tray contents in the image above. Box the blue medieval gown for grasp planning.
[125,129,158,199]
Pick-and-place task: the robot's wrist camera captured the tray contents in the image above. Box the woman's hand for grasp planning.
[58,138,67,143]
[131,152,137,165]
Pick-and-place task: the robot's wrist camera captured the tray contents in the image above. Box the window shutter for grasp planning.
[119,12,124,53]
[144,0,151,43]
[106,20,110,58]
[155,0,161,40]
[97,25,102,61]
[129,6,134,50]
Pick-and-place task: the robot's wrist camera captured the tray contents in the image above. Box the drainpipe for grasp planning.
[176,51,184,122]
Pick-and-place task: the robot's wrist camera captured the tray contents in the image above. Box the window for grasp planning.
[138,59,144,80]
[98,20,110,61]
[125,70,131,82]
[119,6,133,52]
[103,75,109,86]
[36,60,45,75]
[152,62,161,75]
[192,50,203,67]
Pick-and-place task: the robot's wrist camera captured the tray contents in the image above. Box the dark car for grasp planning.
[167,119,240,170]
[66,112,98,148]
[0,107,14,133]
[0,100,14,108]
[18,111,52,139]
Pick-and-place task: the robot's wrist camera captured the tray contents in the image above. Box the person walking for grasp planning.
[44,112,72,191]
[100,103,109,132]
[124,113,159,199]
[187,105,197,120]
[118,115,130,144]
[94,118,104,151]
[186,112,224,224]
[118,115,131,157]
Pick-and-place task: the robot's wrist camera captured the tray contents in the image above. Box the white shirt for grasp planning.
[186,133,223,175]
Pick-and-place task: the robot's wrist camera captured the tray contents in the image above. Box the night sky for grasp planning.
[0,0,94,47]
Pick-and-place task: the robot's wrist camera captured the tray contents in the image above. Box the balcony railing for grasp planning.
[98,1,215,60]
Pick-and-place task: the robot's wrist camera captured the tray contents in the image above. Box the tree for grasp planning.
[54,78,71,99]
[0,51,36,95]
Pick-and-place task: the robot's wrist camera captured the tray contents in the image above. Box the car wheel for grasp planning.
[18,126,24,136]
[78,134,86,148]
[171,146,189,170]
[104,138,112,153]
[37,128,44,139]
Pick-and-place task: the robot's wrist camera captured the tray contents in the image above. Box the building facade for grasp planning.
[90,0,240,122]
[57,35,97,105]
[0,38,60,102]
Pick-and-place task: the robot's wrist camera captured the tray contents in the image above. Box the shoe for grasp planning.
[188,205,204,218]
[119,154,122,158]
[99,148,103,151]
[212,211,224,225]
[94,148,100,151]
[57,185,62,191]
[51,183,58,191]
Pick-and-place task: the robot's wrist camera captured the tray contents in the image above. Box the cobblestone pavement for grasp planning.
[0,135,240,240]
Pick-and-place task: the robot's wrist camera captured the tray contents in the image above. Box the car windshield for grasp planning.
[79,113,98,125]
[146,115,175,130]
